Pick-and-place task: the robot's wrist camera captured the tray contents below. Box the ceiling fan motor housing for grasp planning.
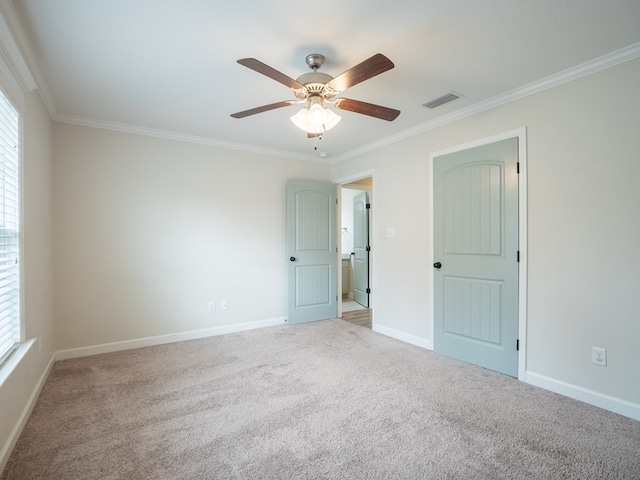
[294,72,336,100]
[293,54,338,101]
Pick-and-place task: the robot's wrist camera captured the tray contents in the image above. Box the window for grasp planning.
[0,89,20,365]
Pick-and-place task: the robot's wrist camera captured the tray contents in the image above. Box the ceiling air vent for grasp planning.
[423,91,463,109]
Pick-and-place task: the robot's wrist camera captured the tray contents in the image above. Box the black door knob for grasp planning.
[433,262,442,269]
[290,257,296,262]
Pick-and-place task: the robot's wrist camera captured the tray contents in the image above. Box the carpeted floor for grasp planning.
[3,319,639,479]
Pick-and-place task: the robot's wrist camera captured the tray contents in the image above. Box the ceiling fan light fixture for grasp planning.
[290,108,309,130]
[290,100,341,134]
[324,108,341,130]
[308,102,327,126]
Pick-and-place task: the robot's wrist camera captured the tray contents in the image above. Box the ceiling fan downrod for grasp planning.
[304,53,325,71]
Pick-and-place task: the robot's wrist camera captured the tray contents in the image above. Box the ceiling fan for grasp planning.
[230,53,400,138]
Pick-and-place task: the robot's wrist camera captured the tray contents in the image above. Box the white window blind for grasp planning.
[0,89,20,366]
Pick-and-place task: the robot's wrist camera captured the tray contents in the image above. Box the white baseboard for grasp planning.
[0,351,55,474]
[373,324,433,350]
[526,371,640,421]
[56,317,287,361]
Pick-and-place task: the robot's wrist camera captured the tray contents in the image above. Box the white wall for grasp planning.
[52,124,330,351]
[0,90,54,468]
[331,58,640,413]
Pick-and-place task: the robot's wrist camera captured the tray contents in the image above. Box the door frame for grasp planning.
[429,128,528,381]
[334,169,375,324]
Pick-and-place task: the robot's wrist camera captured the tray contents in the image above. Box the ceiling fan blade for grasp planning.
[307,132,322,138]
[237,58,305,90]
[230,100,297,118]
[327,54,394,92]
[334,98,400,121]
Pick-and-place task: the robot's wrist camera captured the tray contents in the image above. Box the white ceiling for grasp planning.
[7,0,640,162]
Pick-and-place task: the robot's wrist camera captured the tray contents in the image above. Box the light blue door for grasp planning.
[353,191,369,307]
[287,179,337,324]
[433,138,519,377]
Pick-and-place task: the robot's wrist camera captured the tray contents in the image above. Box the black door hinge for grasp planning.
[366,246,371,252]
[516,339,520,351]
[517,162,520,174]
[517,251,520,262]
[366,203,371,209]
[366,288,371,294]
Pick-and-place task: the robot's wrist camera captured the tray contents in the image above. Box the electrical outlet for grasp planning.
[208,301,215,312]
[592,347,607,366]
[220,300,229,311]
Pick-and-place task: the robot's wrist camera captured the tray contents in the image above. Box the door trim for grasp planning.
[429,128,528,381]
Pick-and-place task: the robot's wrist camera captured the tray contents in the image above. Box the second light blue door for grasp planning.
[353,192,369,307]
[433,138,519,377]
[287,179,337,324]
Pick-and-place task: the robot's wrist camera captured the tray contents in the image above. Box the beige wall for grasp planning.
[331,58,640,408]
[0,90,54,467]
[52,124,330,350]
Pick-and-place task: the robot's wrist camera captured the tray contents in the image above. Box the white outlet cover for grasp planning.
[592,347,607,366]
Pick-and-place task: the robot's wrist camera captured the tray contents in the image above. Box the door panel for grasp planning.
[434,138,518,377]
[444,163,502,255]
[443,276,502,344]
[287,180,337,324]
[296,265,330,306]
[353,191,369,307]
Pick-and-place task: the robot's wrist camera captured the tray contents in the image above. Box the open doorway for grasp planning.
[340,176,372,329]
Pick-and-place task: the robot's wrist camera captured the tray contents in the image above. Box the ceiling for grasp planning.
[6,0,640,162]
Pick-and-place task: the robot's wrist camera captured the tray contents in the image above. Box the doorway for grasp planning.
[340,176,373,329]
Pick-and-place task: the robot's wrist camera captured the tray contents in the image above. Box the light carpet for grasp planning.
[3,319,639,479]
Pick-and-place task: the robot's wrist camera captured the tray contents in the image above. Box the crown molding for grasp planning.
[54,113,329,164]
[330,41,640,164]
[0,1,35,92]
[0,0,34,107]
[0,0,56,116]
